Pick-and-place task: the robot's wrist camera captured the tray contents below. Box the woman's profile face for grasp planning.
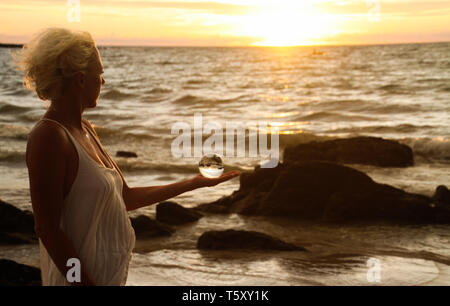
[83,47,105,108]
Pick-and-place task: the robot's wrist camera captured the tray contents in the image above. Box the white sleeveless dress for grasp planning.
[35,118,136,286]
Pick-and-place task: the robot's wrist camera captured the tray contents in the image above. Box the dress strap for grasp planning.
[82,121,116,170]
[38,118,116,171]
[39,118,68,131]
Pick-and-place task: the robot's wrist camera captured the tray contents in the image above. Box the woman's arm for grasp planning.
[122,171,240,211]
[27,122,95,286]
[82,119,240,211]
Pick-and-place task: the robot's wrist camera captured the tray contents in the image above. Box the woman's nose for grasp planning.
[102,77,105,85]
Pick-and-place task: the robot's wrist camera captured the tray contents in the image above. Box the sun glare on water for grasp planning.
[238,1,334,46]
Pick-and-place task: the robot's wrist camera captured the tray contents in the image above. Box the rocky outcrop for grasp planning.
[0,259,41,286]
[432,185,450,222]
[0,199,35,233]
[0,232,36,245]
[116,150,138,158]
[197,229,306,251]
[194,161,448,224]
[283,136,414,167]
[0,199,37,245]
[156,201,203,225]
[129,215,174,239]
[432,185,450,207]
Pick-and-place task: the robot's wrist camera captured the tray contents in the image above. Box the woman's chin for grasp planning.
[87,100,98,108]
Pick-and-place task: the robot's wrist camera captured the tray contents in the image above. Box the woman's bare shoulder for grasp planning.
[26,120,71,166]
[28,120,69,143]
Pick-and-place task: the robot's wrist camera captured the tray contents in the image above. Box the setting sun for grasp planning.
[238,3,336,46]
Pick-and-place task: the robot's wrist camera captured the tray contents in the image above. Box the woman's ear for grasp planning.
[75,71,86,88]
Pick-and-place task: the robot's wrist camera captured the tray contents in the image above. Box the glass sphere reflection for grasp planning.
[198,153,224,178]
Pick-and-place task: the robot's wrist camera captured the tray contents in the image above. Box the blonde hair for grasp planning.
[14,28,97,101]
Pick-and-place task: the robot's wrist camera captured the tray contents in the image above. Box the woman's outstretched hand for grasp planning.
[191,170,241,188]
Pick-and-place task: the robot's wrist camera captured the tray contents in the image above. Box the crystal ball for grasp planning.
[198,153,224,178]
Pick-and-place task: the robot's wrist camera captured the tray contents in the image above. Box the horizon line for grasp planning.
[1,40,449,49]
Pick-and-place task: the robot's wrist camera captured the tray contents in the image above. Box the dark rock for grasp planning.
[197,229,306,251]
[283,136,414,167]
[0,199,35,234]
[194,196,234,214]
[0,232,36,245]
[116,150,138,158]
[129,215,174,239]
[432,185,450,206]
[0,259,41,286]
[0,199,37,245]
[156,201,203,225]
[194,161,445,224]
[432,186,450,222]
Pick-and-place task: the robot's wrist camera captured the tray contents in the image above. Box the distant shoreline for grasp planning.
[0,43,23,48]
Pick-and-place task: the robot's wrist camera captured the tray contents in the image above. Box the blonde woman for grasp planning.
[17,28,240,286]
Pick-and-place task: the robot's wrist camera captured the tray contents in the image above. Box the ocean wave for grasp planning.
[416,78,448,83]
[0,150,25,163]
[332,82,356,91]
[3,87,31,96]
[314,99,368,110]
[172,94,246,106]
[172,94,202,105]
[101,89,137,101]
[185,79,208,85]
[144,87,173,94]
[0,124,30,140]
[278,133,336,149]
[293,111,377,122]
[140,95,170,103]
[0,103,32,114]
[93,125,163,142]
[155,60,178,65]
[325,124,436,135]
[377,84,403,92]
[440,86,450,92]
[376,83,424,95]
[302,81,326,89]
[349,64,373,71]
[400,137,450,161]
[359,103,423,114]
[238,82,257,89]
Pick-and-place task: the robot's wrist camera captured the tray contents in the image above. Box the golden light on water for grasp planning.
[267,111,300,118]
[248,122,307,135]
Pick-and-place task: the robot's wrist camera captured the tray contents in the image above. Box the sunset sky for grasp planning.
[1,0,449,46]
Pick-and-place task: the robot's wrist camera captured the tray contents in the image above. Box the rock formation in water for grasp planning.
[156,201,203,225]
[129,215,174,239]
[283,136,414,167]
[0,199,37,245]
[197,229,306,251]
[194,160,449,224]
[0,259,41,286]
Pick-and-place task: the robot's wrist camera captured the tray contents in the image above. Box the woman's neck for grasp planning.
[45,99,84,130]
